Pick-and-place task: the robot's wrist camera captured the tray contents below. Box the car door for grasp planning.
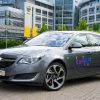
[66,33,93,78]
[86,34,100,74]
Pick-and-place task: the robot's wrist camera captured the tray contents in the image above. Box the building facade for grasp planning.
[24,0,54,30]
[0,0,80,40]
[54,0,79,30]
[80,0,100,28]
[0,7,24,27]
[0,0,54,40]
[0,0,24,39]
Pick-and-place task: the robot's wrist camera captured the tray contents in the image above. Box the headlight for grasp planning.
[18,57,41,64]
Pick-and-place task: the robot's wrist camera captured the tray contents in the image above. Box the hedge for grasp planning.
[0,40,23,49]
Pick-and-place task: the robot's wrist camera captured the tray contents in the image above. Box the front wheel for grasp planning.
[44,62,66,91]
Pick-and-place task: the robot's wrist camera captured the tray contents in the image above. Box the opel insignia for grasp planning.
[0,31,100,91]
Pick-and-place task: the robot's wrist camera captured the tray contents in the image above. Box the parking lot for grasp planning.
[0,76,100,100]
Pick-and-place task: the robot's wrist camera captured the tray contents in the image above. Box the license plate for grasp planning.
[0,70,5,76]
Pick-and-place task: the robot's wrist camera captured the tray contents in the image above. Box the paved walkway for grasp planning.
[0,76,100,100]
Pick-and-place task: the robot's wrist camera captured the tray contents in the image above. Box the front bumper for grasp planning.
[0,60,47,86]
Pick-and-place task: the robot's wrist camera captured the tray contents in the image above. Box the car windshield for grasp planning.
[25,32,72,47]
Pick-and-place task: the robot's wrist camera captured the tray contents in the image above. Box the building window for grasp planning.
[89,7,95,14]
[9,19,24,27]
[55,0,63,5]
[36,9,41,15]
[48,6,53,10]
[0,0,15,4]
[36,16,41,23]
[41,3,47,8]
[35,1,40,6]
[9,11,23,20]
[64,5,73,10]
[82,9,87,16]
[42,18,47,24]
[64,0,73,4]
[48,19,53,25]
[48,12,53,18]
[0,11,5,17]
[56,11,62,17]
[56,18,62,24]
[97,6,100,12]
[64,0,73,10]
[96,14,100,21]
[42,10,47,17]
[63,18,72,24]
[48,26,53,30]
[63,11,72,17]
[89,16,95,22]
[55,6,63,10]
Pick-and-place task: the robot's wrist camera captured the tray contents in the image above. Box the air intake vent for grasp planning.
[0,57,16,68]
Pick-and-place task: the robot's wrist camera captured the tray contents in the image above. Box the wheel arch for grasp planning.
[48,59,67,75]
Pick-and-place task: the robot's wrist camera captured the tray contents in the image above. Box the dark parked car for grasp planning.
[0,31,100,91]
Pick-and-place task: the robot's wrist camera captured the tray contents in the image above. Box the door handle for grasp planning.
[87,52,92,54]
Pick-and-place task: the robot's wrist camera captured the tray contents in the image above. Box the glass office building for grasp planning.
[55,0,78,30]
[0,7,24,27]
[0,0,24,40]
[0,0,79,40]
[0,0,54,40]
[80,0,100,29]
[0,0,15,4]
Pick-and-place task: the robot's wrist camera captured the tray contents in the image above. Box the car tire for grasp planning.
[44,62,66,91]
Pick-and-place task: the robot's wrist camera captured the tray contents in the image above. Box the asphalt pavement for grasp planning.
[0,76,100,100]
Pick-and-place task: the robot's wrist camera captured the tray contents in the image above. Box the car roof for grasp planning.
[45,31,100,36]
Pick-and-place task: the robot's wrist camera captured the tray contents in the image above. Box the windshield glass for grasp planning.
[25,32,72,47]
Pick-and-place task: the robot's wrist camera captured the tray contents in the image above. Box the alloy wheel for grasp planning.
[45,63,66,90]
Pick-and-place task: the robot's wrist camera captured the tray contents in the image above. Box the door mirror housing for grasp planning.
[68,42,82,49]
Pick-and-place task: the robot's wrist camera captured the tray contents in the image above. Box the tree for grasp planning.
[88,25,93,31]
[63,25,67,31]
[75,26,79,31]
[57,25,67,31]
[76,19,88,31]
[93,23,99,32]
[39,23,49,34]
[57,25,62,31]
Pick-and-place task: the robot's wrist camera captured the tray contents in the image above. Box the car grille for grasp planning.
[0,57,16,68]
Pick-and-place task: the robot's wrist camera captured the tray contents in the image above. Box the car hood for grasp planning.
[0,46,61,57]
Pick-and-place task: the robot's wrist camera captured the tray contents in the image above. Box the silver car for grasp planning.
[0,31,100,91]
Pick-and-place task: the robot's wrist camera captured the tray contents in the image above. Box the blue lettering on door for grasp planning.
[76,57,92,65]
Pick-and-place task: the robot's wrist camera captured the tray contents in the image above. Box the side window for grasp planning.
[87,35,99,46]
[72,34,88,47]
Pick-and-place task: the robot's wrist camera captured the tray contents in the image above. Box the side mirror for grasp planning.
[68,42,82,49]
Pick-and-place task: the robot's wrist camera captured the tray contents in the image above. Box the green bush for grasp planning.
[0,40,23,49]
